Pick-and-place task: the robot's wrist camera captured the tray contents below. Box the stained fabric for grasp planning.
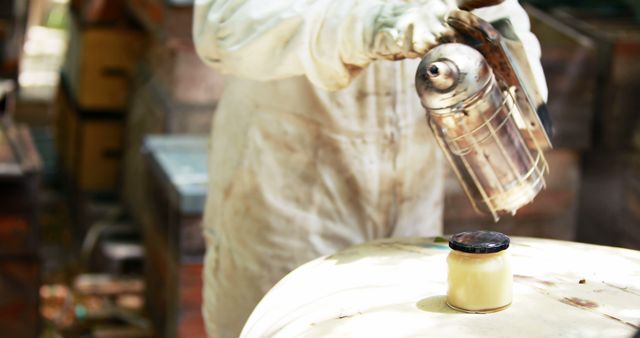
[192,0,546,337]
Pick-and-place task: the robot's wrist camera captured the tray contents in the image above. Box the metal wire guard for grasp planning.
[428,85,548,220]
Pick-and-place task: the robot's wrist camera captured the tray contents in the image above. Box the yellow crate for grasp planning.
[63,13,145,111]
[55,85,124,191]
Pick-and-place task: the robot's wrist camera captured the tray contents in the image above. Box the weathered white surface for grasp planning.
[241,237,640,337]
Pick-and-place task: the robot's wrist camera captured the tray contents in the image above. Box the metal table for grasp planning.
[241,237,640,337]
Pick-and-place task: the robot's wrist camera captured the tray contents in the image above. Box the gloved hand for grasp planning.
[365,0,547,100]
[366,0,456,61]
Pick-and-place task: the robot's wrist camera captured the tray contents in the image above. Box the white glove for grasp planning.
[363,0,547,100]
[365,0,457,60]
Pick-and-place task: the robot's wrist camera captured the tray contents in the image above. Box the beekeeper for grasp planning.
[193,0,547,336]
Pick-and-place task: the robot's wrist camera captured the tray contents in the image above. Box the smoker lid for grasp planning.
[415,43,493,110]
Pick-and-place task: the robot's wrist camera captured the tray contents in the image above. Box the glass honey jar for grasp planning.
[447,231,512,313]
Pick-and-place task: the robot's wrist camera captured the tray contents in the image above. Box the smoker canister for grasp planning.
[415,43,548,220]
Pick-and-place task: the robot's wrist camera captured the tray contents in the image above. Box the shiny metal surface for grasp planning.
[416,43,492,110]
[445,10,553,151]
[416,43,549,221]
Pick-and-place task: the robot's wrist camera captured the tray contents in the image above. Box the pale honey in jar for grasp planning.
[447,231,512,313]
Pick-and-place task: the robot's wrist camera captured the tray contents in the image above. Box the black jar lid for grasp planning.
[449,231,510,253]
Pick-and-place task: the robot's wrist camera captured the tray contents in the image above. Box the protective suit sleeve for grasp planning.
[192,0,455,91]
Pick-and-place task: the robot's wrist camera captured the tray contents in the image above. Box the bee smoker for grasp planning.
[415,10,553,221]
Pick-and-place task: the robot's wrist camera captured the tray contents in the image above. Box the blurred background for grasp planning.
[0,0,637,337]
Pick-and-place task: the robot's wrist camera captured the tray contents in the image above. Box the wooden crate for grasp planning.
[122,1,222,229]
[62,12,146,111]
[0,175,39,255]
[0,257,40,338]
[0,216,32,255]
[122,71,215,231]
[126,0,193,40]
[142,215,204,338]
[55,84,125,192]
[142,38,223,106]
[70,0,127,24]
[546,8,640,250]
[0,1,14,19]
[0,127,41,256]
[553,8,640,151]
[528,6,597,150]
[0,3,26,79]
[141,136,207,338]
[576,151,640,250]
[177,264,204,338]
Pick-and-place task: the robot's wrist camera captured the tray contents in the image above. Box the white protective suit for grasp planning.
[193,0,547,337]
